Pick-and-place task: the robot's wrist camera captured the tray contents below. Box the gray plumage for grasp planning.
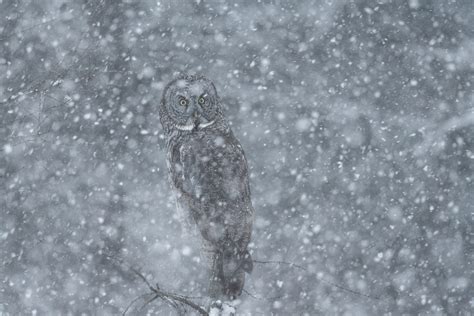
[159,74,254,299]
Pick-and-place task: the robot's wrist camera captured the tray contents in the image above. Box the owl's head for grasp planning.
[160,74,223,133]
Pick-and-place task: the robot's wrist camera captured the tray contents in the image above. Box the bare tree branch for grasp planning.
[128,267,209,316]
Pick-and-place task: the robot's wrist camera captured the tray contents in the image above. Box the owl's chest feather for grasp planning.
[170,130,246,202]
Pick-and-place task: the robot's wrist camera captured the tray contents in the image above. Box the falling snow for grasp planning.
[1,0,473,315]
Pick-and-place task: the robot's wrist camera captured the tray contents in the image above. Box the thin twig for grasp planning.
[0,17,60,41]
[138,294,159,311]
[253,259,306,271]
[122,293,150,316]
[130,267,156,292]
[253,259,381,301]
[242,288,284,302]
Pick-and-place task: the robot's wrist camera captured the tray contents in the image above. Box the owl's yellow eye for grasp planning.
[179,99,188,106]
[198,97,205,104]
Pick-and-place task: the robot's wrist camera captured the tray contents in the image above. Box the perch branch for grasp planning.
[103,254,208,315]
[128,267,209,316]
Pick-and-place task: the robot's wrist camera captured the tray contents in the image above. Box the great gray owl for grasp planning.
[159,74,254,299]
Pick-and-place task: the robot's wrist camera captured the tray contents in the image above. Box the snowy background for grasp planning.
[1,0,473,314]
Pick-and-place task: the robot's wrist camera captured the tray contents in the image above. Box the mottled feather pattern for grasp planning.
[160,74,254,299]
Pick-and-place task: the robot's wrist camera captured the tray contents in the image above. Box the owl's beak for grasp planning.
[183,104,213,132]
[192,111,200,130]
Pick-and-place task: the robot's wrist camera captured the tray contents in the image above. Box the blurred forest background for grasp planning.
[1,0,473,314]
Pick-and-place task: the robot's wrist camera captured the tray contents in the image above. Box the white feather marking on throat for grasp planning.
[175,120,215,131]
[198,120,215,129]
[175,124,194,131]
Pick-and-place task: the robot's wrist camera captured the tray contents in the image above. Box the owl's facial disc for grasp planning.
[163,75,220,132]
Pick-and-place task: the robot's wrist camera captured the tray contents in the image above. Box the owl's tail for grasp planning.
[208,247,253,299]
[222,247,253,299]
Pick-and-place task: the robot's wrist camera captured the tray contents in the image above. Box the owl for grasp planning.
[159,74,254,299]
